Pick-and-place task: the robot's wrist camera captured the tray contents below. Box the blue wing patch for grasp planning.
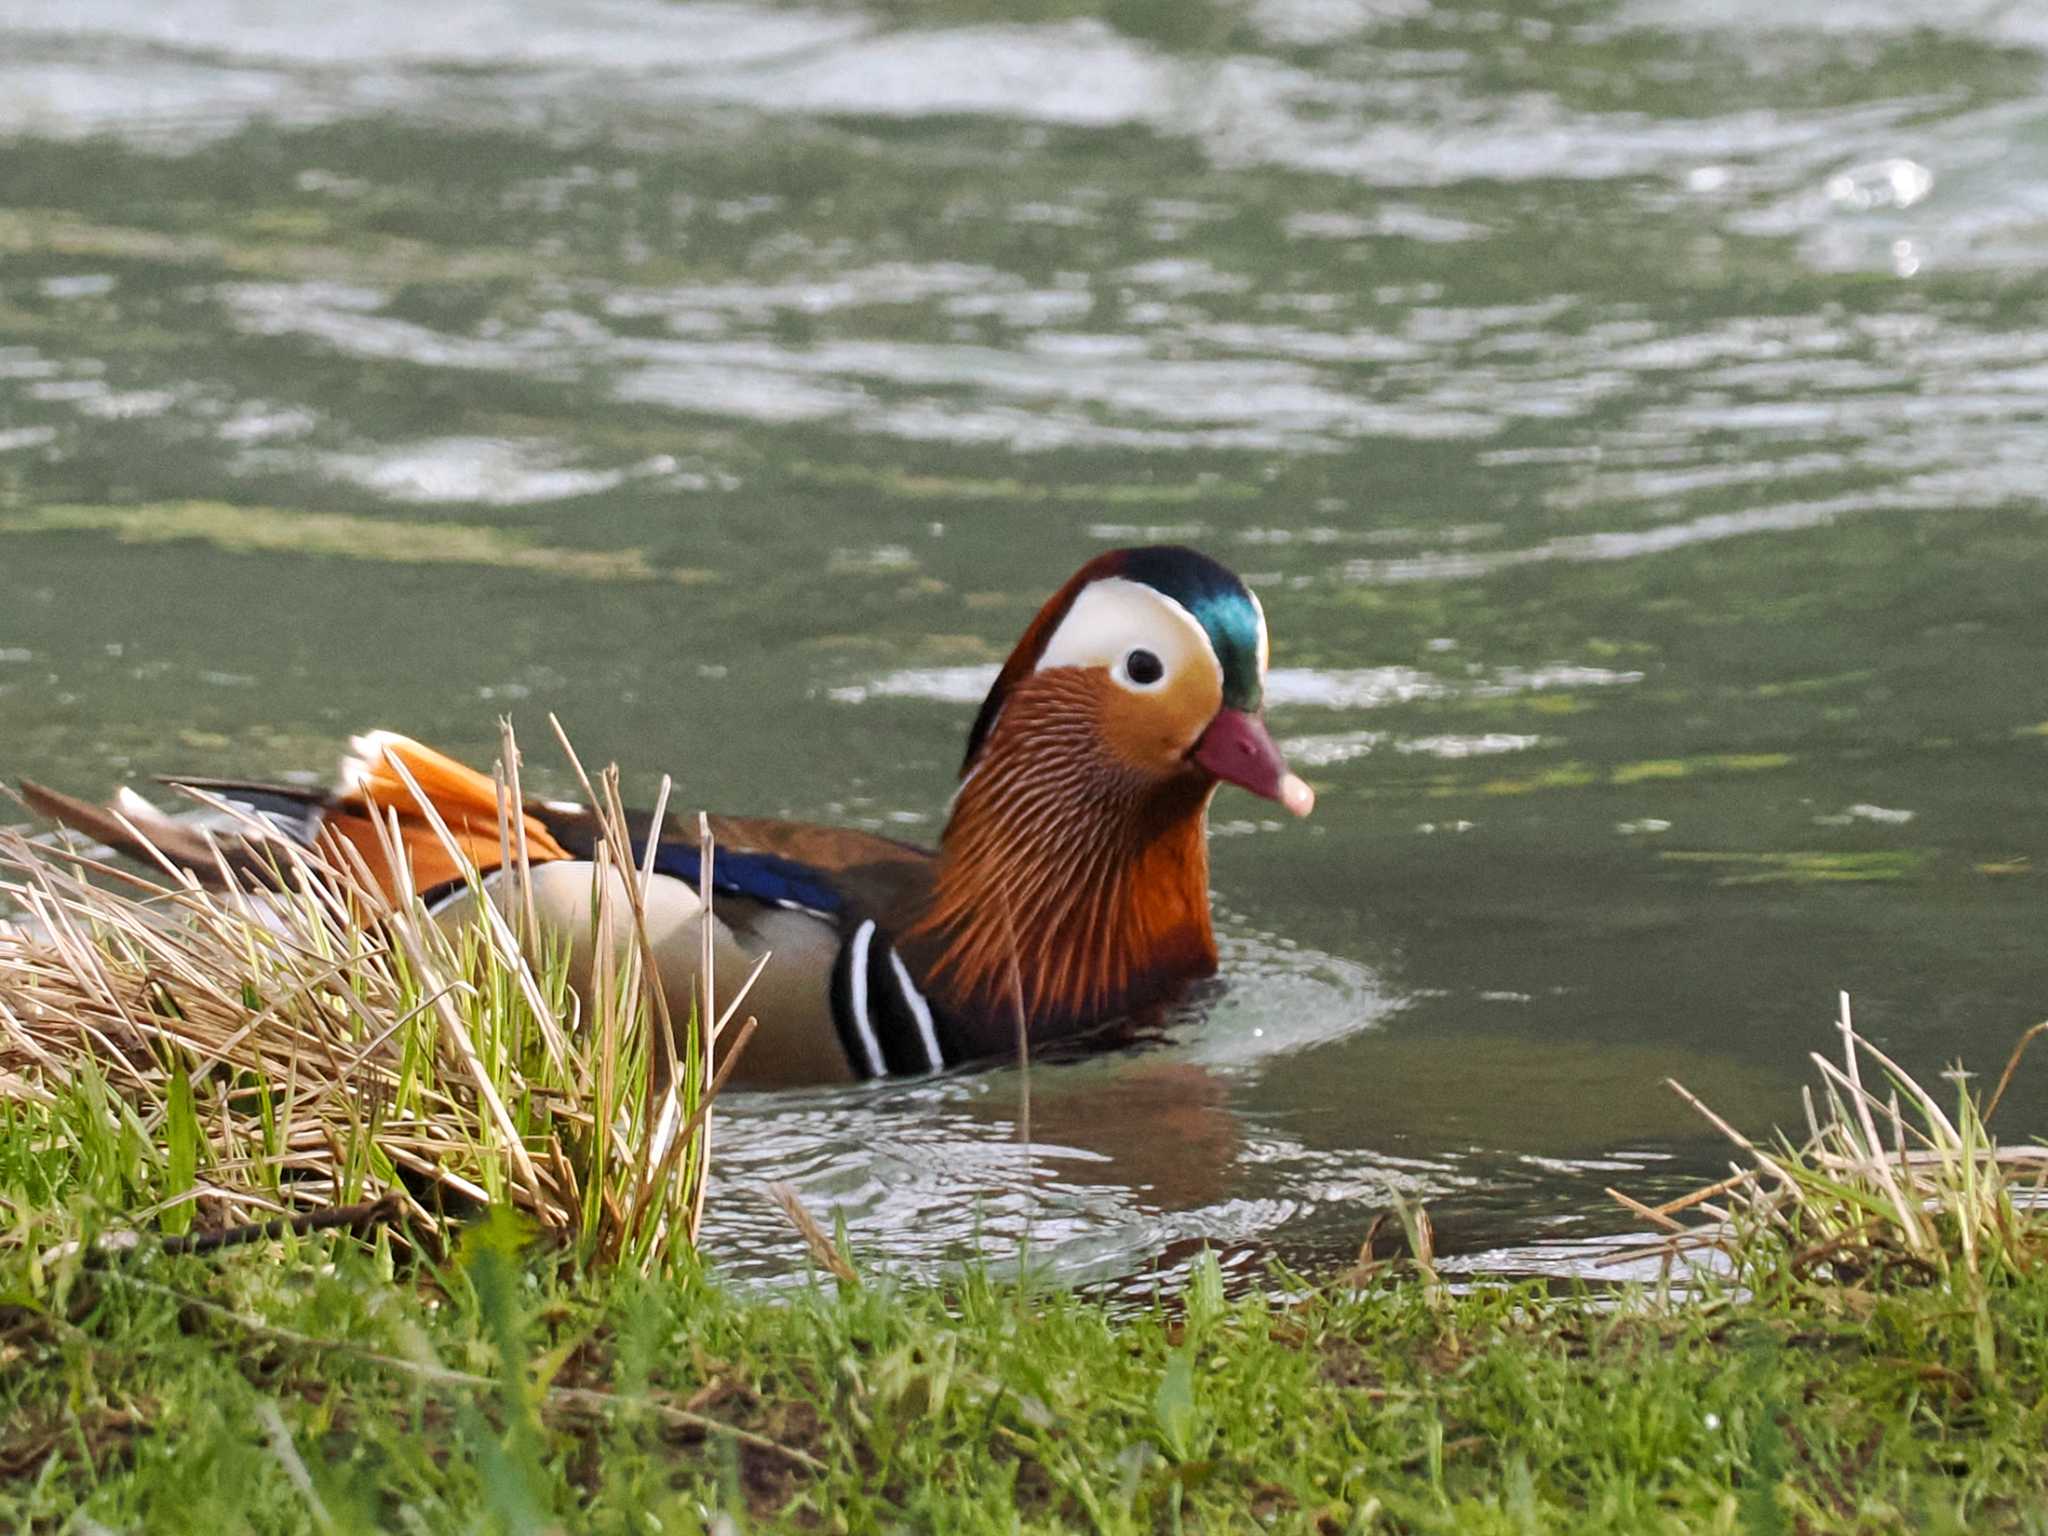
[638,840,845,917]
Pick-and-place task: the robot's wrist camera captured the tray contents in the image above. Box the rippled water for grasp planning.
[5,0,2048,1285]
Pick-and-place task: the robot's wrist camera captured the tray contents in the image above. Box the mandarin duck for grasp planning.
[19,546,1313,1086]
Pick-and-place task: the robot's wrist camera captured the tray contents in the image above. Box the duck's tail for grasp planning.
[18,730,572,901]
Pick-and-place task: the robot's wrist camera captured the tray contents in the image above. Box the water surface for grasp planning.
[5,0,2048,1285]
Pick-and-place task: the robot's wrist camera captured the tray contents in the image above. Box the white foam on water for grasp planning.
[314,437,633,506]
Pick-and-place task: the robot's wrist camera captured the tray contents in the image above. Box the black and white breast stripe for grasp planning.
[829,919,957,1079]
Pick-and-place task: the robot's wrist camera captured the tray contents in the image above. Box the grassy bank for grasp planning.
[9,1205,2048,1533]
[8,744,2048,1532]
[13,1008,2048,1536]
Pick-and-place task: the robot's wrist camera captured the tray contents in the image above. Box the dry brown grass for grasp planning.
[0,720,756,1273]
[1612,994,2048,1377]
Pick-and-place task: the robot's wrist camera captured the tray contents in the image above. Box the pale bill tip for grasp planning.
[1279,773,1315,818]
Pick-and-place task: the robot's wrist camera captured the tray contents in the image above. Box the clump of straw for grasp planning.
[1613,993,2048,1377]
[0,719,756,1274]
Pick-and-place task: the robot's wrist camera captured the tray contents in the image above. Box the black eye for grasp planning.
[1124,648,1164,686]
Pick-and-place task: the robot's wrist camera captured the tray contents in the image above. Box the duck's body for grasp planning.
[19,545,1312,1086]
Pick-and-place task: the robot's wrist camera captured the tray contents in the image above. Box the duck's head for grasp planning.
[959,545,1313,818]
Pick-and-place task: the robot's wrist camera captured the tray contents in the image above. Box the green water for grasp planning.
[5,0,2048,1283]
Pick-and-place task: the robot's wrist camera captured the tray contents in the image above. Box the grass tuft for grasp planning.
[1614,992,2048,1382]
[0,720,747,1275]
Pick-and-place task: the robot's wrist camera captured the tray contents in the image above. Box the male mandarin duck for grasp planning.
[20,545,1313,1087]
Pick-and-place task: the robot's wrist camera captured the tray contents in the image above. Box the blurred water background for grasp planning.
[5,0,2048,1286]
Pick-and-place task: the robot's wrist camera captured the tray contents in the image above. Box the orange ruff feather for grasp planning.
[325,732,571,900]
[909,671,1218,1027]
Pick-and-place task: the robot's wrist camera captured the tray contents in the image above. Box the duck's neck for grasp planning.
[909,697,1219,1041]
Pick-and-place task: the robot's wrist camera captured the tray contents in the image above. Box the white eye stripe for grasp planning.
[1036,577,1220,695]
